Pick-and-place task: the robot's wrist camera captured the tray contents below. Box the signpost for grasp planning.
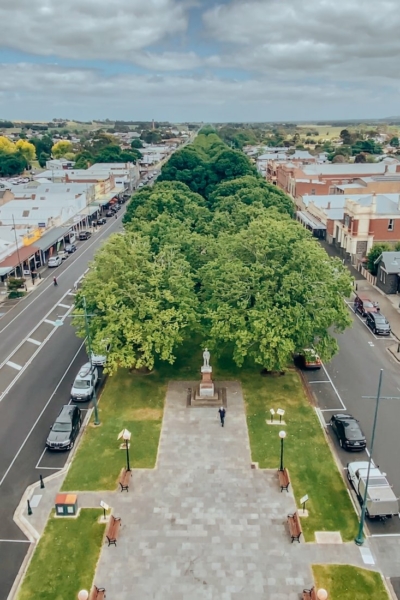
[277,408,285,423]
[270,408,275,423]
[300,494,309,512]
[100,500,110,521]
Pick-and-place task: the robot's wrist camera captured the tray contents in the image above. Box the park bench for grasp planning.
[303,586,317,600]
[277,467,290,492]
[89,585,106,600]
[119,467,131,492]
[287,511,302,543]
[106,515,121,546]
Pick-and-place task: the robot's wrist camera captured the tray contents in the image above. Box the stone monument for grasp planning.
[199,348,215,398]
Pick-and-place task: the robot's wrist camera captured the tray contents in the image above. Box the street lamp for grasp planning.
[55,295,100,425]
[316,589,328,600]
[118,428,131,471]
[355,369,383,546]
[279,430,286,472]
[77,591,89,600]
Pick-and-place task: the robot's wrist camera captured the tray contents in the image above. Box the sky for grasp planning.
[0,0,400,123]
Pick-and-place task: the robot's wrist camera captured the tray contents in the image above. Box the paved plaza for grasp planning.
[92,381,368,600]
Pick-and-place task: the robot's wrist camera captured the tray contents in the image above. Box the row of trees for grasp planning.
[0,136,37,176]
[75,129,352,374]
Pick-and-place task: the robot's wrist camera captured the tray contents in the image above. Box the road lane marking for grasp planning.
[6,361,22,371]
[44,319,57,325]
[35,448,47,469]
[308,380,330,384]
[0,341,85,486]
[321,408,342,412]
[0,289,72,373]
[371,534,400,537]
[321,362,347,410]
[368,342,375,346]
[0,305,75,403]
[0,210,125,336]
[58,303,71,309]
[27,338,41,346]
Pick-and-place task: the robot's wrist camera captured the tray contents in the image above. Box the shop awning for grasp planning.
[0,266,13,276]
[0,244,40,268]
[34,226,72,252]
[95,187,124,206]
[296,211,326,230]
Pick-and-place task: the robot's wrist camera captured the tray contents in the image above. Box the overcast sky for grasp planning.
[0,0,399,123]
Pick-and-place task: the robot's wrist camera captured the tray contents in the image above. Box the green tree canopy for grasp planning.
[0,151,28,176]
[367,243,391,275]
[131,138,143,149]
[75,233,199,374]
[200,215,352,370]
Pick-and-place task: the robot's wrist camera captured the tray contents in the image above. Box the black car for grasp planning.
[329,414,366,451]
[97,217,107,226]
[65,243,77,253]
[366,312,391,335]
[105,210,114,217]
[46,405,82,450]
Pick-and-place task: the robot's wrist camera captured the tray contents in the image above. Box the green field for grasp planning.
[17,509,105,600]
[313,565,389,600]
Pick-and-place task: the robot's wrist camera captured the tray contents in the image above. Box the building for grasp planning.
[375,251,400,294]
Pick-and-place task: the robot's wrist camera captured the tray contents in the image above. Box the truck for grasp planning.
[347,461,399,519]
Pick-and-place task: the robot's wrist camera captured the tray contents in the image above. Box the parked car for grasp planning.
[91,343,110,367]
[295,348,322,370]
[347,460,399,518]
[48,255,62,268]
[329,414,366,450]
[46,405,82,450]
[354,294,379,317]
[65,243,77,254]
[78,231,92,241]
[366,312,391,335]
[105,210,114,217]
[114,203,121,211]
[57,250,68,261]
[97,217,107,226]
[70,362,99,401]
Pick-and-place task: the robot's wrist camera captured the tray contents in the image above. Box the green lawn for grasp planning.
[62,369,165,491]
[17,509,104,600]
[241,369,358,542]
[313,565,389,600]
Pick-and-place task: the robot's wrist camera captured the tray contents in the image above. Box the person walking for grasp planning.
[218,406,226,427]
[115,213,118,219]
[53,276,58,286]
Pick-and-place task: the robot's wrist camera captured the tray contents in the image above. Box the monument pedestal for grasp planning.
[188,350,226,407]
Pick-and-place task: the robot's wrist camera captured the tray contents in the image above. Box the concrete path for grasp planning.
[15,381,384,600]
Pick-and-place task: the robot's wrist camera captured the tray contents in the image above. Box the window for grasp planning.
[380,269,386,284]
[311,189,315,195]
[388,219,394,231]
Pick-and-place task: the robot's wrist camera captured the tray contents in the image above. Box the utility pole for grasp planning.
[82,296,100,426]
[12,214,24,277]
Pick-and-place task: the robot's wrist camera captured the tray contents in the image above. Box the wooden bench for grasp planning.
[287,511,302,543]
[278,467,290,492]
[303,586,317,600]
[89,585,106,600]
[119,467,131,492]
[106,515,121,546]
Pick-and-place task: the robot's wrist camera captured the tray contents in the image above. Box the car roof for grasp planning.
[333,413,355,420]
[78,362,93,377]
[57,405,76,421]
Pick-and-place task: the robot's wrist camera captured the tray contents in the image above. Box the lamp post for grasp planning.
[316,589,328,600]
[118,428,131,471]
[279,430,286,472]
[355,369,383,546]
[55,296,100,425]
[77,591,89,600]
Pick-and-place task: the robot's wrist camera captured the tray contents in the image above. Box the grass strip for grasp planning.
[313,565,389,599]
[62,369,165,491]
[17,509,104,600]
[241,369,358,542]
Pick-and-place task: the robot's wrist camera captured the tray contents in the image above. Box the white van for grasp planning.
[70,363,99,401]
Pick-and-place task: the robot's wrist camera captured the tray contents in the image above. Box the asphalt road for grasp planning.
[303,305,400,536]
[0,209,126,599]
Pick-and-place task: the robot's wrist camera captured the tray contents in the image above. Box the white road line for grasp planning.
[321,408,342,412]
[44,319,56,325]
[35,448,47,469]
[371,534,400,538]
[0,308,75,402]
[321,362,347,410]
[0,288,72,373]
[36,467,63,471]
[0,539,31,543]
[0,341,85,487]
[27,338,41,346]
[0,214,120,336]
[6,361,22,371]
[308,380,330,384]
[58,303,71,309]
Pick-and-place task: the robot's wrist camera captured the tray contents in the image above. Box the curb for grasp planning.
[8,407,94,600]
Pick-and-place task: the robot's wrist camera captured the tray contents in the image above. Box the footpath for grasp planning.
[14,381,379,600]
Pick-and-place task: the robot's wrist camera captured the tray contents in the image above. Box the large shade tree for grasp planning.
[74,232,199,374]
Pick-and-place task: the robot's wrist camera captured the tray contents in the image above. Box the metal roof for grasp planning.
[34,226,72,252]
[296,211,326,230]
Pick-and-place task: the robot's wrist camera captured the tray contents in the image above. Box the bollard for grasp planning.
[27,499,32,516]
[40,474,45,489]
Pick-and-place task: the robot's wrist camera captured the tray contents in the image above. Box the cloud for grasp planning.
[134,51,203,71]
[203,0,400,81]
[0,62,393,122]
[0,0,189,61]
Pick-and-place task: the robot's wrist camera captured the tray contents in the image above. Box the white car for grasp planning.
[48,255,63,267]
[70,363,99,401]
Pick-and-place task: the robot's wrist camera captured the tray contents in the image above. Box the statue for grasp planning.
[203,348,210,368]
